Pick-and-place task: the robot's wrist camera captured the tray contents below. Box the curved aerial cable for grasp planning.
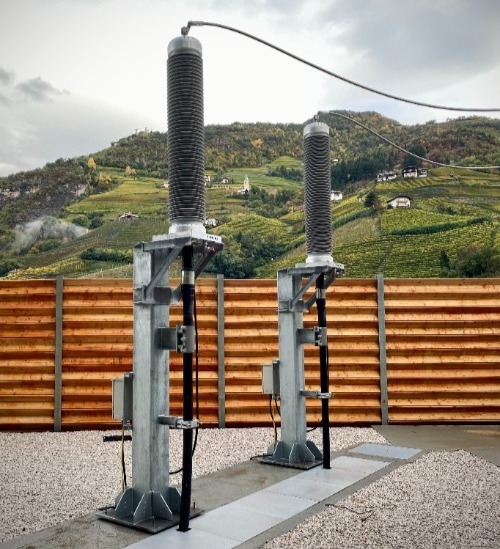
[181,21,500,113]
[319,111,500,170]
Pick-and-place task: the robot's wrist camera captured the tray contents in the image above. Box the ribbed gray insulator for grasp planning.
[303,122,332,257]
[167,36,205,225]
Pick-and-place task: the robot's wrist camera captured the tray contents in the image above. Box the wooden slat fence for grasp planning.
[383,278,500,422]
[0,280,56,429]
[0,277,499,430]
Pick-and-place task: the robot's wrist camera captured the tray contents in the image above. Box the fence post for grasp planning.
[217,274,226,428]
[54,275,63,432]
[376,274,389,425]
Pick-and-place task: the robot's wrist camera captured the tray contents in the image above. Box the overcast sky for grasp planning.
[0,0,499,176]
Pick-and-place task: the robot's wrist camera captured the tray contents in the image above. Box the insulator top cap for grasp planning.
[303,121,329,139]
[168,35,202,58]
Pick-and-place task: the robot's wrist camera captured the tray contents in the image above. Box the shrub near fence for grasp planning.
[0,277,499,431]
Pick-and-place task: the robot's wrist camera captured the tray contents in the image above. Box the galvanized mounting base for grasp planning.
[96,487,203,534]
[257,440,323,470]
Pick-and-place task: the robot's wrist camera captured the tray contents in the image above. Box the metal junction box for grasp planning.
[112,373,133,422]
[262,360,280,396]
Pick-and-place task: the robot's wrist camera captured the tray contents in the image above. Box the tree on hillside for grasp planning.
[87,156,97,171]
[441,244,500,278]
[364,191,382,214]
[403,143,427,168]
[125,165,137,179]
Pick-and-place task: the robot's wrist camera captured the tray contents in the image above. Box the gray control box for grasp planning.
[112,373,133,422]
[262,360,280,396]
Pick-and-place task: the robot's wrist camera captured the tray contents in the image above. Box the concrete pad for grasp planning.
[351,443,421,460]
[264,476,346,501]
[126,527,237,549]
[235,490,314,520]
[192,503,282,542]
[374,425,500,467]
[331,455,391,474]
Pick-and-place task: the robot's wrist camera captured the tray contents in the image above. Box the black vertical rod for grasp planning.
[179,245,195,531]
[316,273,331,469]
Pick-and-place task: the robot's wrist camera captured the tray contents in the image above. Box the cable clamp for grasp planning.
[158,415,200,429]
[300,390,332,400]
[176,325,195,353]
[314,326,328,347]
[157,326,195,353]
[297,326,327,346]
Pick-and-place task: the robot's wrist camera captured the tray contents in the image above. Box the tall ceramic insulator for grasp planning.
[167,35,206,236]
[303,121,333,265]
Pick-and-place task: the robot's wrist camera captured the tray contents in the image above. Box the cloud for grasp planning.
[15,76,68,102]
[0,84,157,176]
[315,0,500,90]
[0,67,14,85]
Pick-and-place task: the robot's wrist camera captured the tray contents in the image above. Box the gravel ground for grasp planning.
[0,427,386,543]
[265,450,500,549]
[2,428,499,548]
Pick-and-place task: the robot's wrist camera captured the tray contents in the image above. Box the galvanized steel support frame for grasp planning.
[96,233,221,533]
[260,262,343,469]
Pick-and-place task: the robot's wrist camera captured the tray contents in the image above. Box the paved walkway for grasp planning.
[126,444,421,549]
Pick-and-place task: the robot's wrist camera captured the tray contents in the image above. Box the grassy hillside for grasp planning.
[1,113,499,279]
[4,162,498,279]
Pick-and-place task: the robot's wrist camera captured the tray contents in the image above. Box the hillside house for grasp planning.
[119,212,139,221]
[204,217,218,228]
[330,190,343,201]
[377,171,397,182]
[403,166,428,179]
[204,175,211,184]
[387,196,411,209]
[403,166,418,178]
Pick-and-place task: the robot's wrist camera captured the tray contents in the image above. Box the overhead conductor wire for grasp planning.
[181,21,500,113]
[319,110,500,170]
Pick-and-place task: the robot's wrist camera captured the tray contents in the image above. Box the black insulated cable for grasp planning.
[179,245,195,532]
[316,273,331,469]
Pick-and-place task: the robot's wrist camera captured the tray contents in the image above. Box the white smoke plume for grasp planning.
[14,216,87,251]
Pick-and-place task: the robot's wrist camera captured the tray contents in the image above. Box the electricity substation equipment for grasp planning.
[260,120,345,470]
[97,34,222,534]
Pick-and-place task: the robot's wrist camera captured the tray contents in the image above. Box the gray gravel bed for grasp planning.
[265,449,500,549]
[0,427,386,543]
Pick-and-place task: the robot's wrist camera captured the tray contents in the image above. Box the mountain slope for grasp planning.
[0,113,499,279]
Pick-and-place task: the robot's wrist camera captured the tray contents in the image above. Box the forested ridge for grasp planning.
[0,111,499,279]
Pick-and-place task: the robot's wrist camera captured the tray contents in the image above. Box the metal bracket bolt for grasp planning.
[157,325,195,353]
[297,326,328,346]
[158,415,200,429]
[300,390,332,399]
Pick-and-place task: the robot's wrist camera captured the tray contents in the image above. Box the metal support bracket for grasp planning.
[158,415,200,430]
[133,233,223,305]
[297,326,328,346]
[156,325,195,353]
[300,390,332,399]
[278,263,344,313]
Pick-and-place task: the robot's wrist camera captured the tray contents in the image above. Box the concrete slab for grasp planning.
[374,425,500,466]
[192,504,282,543]
[331,455,391,474]
[351,443,421,460]
[127,453,396,549]
[264,476,344,501]
[127,527,238,549]
[235,490,314,520]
